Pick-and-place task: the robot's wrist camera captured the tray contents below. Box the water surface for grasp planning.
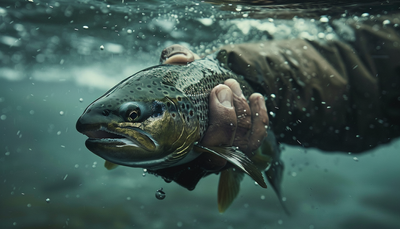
[1,0,400,228]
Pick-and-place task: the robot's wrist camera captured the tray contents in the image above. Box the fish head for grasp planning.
[76,76,200,170]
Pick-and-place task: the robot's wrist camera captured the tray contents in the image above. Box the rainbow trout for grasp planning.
[76,51,285,213]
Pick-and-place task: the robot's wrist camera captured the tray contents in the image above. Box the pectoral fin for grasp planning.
[104,160,119,170]
[193,145,268,188]
[218,168,244,213]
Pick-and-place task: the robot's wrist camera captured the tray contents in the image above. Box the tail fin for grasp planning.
[265,161,290,215]
[262,130,290,215]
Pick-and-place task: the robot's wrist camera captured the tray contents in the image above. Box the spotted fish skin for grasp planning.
[76,52,252,170]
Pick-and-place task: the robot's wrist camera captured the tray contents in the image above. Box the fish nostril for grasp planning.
[102,109,111,116]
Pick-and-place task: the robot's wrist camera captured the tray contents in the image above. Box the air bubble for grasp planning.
[59,111,64,116]
[383,20,391,25]
[155,188,166,200]
[1,115,6,120]
[45,198,50,203]
[353,157,359,162]
[79,98,83,102]
[100,45,104,50]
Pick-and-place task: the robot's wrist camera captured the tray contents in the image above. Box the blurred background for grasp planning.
[1,0,400,228]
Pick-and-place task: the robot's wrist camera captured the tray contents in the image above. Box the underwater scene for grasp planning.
[1,0,400,228]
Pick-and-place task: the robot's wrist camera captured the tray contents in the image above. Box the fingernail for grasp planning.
[217,88,232,108]
[259,96,267,111]
[231,86,245,99]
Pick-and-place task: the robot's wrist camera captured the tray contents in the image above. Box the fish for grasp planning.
[76,51,286,213]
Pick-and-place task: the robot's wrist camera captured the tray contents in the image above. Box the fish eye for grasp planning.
[119,102,146,122]
[128,109,140,122]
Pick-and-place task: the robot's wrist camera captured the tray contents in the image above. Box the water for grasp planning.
[1,0,400,228]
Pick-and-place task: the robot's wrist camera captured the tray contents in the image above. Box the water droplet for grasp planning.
[177,221,183,227]
[155,188,166,200]
[74,164,79,168]
[260,195,265,200]
[278,219,283,225]
[59,111,64,116]
[319,16,329,23]
[127,197,131,200]
[100,45,104,50]
[79,98,83,102]
[353,157,359,162]
[45,198,50,203]
[1,115,6,120]
[282,197,287,202]
[29,110,35,115]
[27,203,32,208]
[291,172,297,177]
[57,131,61,135]
[5,152,10,156]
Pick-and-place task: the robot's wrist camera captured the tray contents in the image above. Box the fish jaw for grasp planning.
[79,123,170,168]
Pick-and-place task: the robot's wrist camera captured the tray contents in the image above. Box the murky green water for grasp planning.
[1,0,400,228]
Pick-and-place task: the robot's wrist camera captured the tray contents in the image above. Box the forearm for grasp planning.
[218,20,400,152]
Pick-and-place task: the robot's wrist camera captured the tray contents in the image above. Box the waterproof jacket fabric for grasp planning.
[219,16,400,153]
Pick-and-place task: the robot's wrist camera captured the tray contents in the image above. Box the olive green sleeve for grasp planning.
[219,19,400,153]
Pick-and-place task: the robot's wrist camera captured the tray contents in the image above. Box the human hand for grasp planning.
[160,45,269,172]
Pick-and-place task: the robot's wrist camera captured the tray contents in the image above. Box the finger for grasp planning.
[224,79,252,154]
[201,84,235,146]
[247,93,269,153]
[159,44,200,65]
[199,84,236,171]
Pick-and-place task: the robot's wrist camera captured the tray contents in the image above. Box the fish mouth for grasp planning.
[83,126,156,150]
[80,124,163,168]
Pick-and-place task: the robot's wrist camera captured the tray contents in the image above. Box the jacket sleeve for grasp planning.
[218,18,400,153]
